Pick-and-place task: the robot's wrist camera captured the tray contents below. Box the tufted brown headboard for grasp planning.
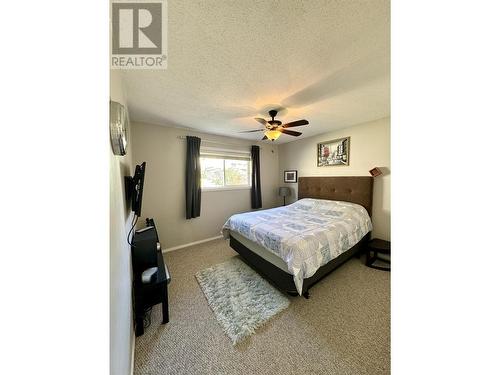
[298,176,374,216]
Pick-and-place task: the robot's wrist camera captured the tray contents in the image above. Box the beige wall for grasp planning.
[110,71,134,375]
[131,122,281,248]
[278,117,391,240]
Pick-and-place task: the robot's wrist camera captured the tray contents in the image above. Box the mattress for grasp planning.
[230,231,290,274]
[222,198,372,294]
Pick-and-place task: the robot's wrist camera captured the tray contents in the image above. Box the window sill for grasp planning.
[202,186,252,192]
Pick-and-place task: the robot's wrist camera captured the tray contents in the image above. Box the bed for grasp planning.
[222,176,374,298]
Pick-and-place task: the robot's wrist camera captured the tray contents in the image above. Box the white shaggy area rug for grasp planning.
[195,257,290,345]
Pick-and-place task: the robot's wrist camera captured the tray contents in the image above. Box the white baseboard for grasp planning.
[162,235,224,253]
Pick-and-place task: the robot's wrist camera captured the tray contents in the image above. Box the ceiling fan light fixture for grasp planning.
[252,109,308,140]
[265,130,281,141]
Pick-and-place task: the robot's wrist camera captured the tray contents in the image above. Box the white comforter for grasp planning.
[222,198,372,294]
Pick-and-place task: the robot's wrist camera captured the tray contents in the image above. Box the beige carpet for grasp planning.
[134,239,390,375]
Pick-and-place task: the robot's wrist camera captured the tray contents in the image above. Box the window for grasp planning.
[200,148,251,190]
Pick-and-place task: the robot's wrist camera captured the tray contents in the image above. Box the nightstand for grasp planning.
[365,238,390,271]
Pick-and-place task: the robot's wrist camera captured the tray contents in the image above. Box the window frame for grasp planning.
[199,148,252,192]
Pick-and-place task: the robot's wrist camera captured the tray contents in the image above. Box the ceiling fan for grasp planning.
[240,109,309,141]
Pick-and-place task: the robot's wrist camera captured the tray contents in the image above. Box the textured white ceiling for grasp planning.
[122,0,390,144]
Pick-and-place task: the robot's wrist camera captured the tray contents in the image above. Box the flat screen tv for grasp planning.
[128,162,146,217]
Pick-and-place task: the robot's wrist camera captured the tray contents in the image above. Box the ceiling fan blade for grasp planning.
[281,119,309,128]
[254,118,268,126]
[239,129,264,133]
[278,128,302,136]
[262,135,268,140]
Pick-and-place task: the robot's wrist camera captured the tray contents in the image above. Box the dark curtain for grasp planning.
[251,145,262,209]
[185,136,201,219]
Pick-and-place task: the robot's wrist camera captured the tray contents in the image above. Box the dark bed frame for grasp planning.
[229,176,374,299]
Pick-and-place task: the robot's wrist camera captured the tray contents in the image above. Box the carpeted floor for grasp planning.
[134,239,390,375]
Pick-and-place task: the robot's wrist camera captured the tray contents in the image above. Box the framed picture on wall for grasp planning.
[317,137,350,166]
[284,170,297,183]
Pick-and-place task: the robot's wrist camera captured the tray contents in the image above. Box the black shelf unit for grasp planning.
[131,218,170,336]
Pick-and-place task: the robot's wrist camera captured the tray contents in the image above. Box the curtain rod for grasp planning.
[177,135,255,147]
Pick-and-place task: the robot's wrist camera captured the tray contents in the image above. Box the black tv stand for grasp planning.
[132,218,170,336]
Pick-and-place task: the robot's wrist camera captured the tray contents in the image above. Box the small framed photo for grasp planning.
[284,170,297,183]
[369,167,382,177]
[317,137,350,166]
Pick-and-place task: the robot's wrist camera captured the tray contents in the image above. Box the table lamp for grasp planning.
[279,187,291,206]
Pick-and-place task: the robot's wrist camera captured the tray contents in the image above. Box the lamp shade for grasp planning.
[278,187,291,197]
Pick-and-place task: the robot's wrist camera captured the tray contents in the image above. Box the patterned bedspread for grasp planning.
[222,198,372,295]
